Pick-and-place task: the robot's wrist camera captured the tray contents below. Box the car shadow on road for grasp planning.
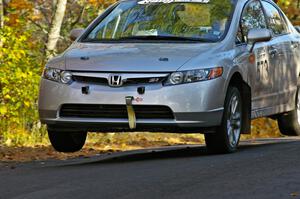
[58,138,300,167]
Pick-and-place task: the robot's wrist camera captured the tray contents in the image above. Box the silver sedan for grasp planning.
[39,0,300,153]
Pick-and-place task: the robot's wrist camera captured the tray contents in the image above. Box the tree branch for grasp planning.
[70,4,86,29]
[28,18,49,35]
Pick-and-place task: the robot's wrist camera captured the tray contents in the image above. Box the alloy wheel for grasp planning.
[226,94,242,148]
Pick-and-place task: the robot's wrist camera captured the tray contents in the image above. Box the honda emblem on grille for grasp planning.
[108,74,123,87]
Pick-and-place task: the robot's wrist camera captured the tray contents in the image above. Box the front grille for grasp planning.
[125,77,164,85]
[73,76,108,85]
[72,76,164,86]
[60,104,174,119]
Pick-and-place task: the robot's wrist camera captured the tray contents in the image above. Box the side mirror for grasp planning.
[70,28,84,41]
[247,28,272,52]
[295,26,300,33]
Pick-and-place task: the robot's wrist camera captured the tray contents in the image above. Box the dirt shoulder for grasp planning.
[0,146,111,163]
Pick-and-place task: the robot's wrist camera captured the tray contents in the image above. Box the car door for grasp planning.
[239,0,273,110]
[261,0,294,106]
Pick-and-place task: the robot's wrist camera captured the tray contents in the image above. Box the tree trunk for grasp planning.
[46,0,67,58]
[0,0,4,29]
[0,0,4,48]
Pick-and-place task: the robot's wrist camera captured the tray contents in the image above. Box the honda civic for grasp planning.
[39,0,300,153]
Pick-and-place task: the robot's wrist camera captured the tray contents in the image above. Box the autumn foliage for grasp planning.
[278,0,300,25]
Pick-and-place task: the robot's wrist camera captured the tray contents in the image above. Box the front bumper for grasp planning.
[38,77,226,133]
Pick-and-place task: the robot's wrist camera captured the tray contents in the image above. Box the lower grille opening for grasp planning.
[59,104,174,119]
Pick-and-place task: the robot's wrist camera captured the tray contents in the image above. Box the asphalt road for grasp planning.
[1,138,300,199]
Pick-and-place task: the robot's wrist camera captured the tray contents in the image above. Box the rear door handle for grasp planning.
[291,42,299,49]
[268,48,278,57]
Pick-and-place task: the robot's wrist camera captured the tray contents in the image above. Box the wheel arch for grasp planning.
[225,71,252,134]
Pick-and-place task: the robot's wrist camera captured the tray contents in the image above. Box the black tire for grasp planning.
[205,86,243,154]
[277,87,300,136]
[48,129,87,153]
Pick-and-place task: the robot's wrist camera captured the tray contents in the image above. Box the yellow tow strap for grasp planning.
[125,96,136,129]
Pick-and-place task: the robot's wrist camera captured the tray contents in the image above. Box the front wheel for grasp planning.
[205,86,243,154]
[48,129,87,153]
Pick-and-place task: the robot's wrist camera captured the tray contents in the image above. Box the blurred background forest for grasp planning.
[0,0,299,149]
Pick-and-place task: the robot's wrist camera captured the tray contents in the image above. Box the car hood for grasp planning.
[64,42,219,72]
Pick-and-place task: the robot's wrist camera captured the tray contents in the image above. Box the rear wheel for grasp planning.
[205,86,243,154]
[277,87,300,136]
[48,129,87,153]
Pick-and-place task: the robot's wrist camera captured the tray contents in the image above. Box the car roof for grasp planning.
[120,0,276,4]
[120,0,239,4]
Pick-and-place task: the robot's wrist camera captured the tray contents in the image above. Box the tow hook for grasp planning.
[125,96,136,129]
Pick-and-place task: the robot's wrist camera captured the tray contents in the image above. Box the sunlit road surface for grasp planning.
[1,137,300,199]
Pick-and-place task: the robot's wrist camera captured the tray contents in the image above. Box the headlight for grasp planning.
[43,67,73,84]
[164,67,223,86]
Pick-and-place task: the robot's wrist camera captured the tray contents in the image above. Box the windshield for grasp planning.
[84,0,235,42]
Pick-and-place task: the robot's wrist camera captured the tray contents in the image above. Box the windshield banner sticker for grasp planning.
[138,0,210,4]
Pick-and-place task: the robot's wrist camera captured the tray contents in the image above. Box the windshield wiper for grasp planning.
[118,35,213,42]
[82,35,214,43]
